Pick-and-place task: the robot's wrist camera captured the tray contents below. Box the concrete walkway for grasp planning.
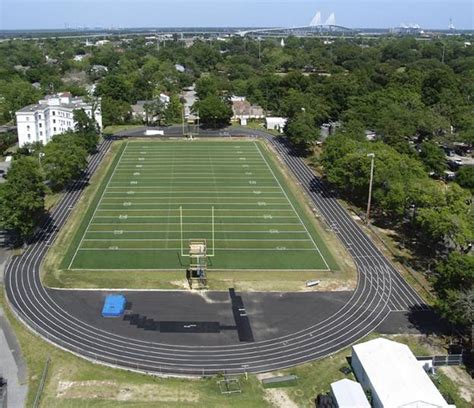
[0,306,28,408]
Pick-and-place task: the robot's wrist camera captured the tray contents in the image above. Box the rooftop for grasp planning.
[331,379,370,408]
[352,338,452,408]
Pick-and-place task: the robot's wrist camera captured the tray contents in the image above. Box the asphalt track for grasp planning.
[5,128,428,376]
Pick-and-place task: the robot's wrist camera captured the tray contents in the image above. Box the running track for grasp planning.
[5,130,428,375]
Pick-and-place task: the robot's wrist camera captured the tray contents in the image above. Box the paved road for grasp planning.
[0,306,28,408]
[5,129,428,376]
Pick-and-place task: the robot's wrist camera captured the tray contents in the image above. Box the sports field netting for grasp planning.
[64,140,338,271]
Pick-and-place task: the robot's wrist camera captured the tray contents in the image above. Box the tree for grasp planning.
[419,141,447,175]
[0,157,47,240]
[163,95,183,125]
[0,132,17,155]
[194,95,232,128]
[73,108,100,153]
[434,254,474,335]
[285,112,319,151]
[456,167,474,192]
[42,134,88,192]
[101,97,132,127]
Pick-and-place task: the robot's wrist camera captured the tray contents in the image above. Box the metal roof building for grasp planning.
[330,379,370,408]
[351,338,454,408]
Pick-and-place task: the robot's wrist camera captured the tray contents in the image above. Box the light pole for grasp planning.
[366,153,375,224]
[182,104,185,136]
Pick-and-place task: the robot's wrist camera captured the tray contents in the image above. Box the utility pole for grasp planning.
[182,105,185,136]
[366,153,375,224]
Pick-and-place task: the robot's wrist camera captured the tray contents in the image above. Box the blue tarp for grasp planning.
[101,294,126,318]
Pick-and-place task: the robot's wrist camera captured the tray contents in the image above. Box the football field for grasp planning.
[63,140,338,271]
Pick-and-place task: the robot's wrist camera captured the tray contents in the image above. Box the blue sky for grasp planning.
[1,0,473,30]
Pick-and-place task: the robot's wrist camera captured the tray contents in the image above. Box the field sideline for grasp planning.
[61,140,339,272]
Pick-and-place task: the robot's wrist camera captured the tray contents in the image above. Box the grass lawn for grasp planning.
[103,125,144,135]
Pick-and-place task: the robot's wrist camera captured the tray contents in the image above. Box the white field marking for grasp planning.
[77,247,318,251]
[118,164,265,168]
[83,238,313,242]
[90,222,304,226]
[101,197,287,201]
[253,142,331,270]
[86,230,308,234]
[69,267,325,271]
[68,142,130,269]
[95,215,301,219]
[96,208,295,212]
[106,186,282,189]
[111,177,276,180]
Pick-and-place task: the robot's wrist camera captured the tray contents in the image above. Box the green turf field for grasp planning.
[63,140,338,271]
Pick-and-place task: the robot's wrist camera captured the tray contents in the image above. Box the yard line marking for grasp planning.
[90,222,305,226]
[96,208,295,212]
[253,142,331,270]
[86,230,308,234]
[68,142,130,269]
[94,215,301,219]
[83,238,313,242]
[77,248,318,251]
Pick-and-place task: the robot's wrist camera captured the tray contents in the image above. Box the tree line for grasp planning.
[0,110,99,240]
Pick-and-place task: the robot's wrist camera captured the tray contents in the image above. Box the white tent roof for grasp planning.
[352,338,452,408]
[331,379,370,408]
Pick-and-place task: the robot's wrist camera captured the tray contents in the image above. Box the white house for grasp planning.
[265,117,287,133]
[351,338,454,408]
[16,92,102,147]
[330,379,370,408]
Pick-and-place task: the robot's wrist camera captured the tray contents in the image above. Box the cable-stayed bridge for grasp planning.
[238,11,354,37]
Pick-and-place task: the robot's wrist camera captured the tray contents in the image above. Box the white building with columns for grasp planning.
[16,92,102,147]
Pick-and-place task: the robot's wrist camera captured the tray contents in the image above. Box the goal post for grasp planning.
[179,206,215,257]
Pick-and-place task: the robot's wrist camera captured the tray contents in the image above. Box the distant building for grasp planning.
[351,338,453,408]
[15,92,102,147]
[265,117,287,133]
[365,130,377,141]
[95,39,110,46]
[131,94,170,123]
[90,64,109,74]
[330,379,370,408]
[73,54,88,62]
[175,64,186,73]
[231,96,264,125]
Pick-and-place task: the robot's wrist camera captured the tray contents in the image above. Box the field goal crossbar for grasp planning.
[179,206,215,258]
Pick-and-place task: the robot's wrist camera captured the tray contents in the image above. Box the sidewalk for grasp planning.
[0,306,28,408]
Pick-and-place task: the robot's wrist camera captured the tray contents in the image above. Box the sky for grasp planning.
[0,0,473,30]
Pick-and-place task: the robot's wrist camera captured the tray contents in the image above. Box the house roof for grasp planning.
[352,338,452,408]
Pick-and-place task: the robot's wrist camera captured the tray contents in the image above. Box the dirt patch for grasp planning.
[263,388,299,408]
[257,373,298,408]
[56,380,200,403]
[439,366,473,403]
